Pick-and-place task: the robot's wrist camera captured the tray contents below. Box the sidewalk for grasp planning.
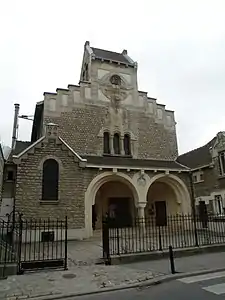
[1,251,225,300]
[128,251,225,275]
[1,264,160,299]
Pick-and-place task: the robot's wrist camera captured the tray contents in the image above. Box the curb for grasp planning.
[28,267,225,300]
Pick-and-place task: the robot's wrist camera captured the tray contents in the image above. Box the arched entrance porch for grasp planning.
[94,181,136,229]
[84,172,139,237]
[145,174,191,224]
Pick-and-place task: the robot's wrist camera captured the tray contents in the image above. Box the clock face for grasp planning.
[110,75,121,86]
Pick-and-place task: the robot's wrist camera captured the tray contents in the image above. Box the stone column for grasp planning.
[138,204,146,220]
[110,135,114,155]
[137,204,146,234]
[120,137,125,155]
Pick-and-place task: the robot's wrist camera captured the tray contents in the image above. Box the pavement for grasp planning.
[1,239,225,300]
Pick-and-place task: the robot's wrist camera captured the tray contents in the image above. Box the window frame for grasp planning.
[113,133,121,155]
[124,134,131,156]
[219,151,225,176]
[42,159,59,201]
[193,171,204,183]
[103,131,110,154]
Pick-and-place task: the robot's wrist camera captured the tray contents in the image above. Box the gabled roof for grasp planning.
[13,141,31,155]
[91,47,132,65]
[12,136,87,163]
[83,155,189,171]
[177,136,217,169]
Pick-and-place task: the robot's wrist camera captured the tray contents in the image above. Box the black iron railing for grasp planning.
[102,213,225,258]
[0,215,68,275]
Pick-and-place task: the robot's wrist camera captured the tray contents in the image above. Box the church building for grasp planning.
[1,41,192,240]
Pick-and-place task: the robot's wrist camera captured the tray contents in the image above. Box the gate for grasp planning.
[0,214,68,275]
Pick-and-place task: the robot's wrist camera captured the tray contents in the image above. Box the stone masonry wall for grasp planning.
[44,104,178,160]
[194,166,225,198]
[15,139,87,229]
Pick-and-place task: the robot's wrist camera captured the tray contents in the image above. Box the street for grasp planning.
[71,271,225,299]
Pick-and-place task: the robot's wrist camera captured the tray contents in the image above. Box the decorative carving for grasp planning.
[137,173,146,186]
[99,73,133,112]
[215,132,225,152]
[110,75,121,86]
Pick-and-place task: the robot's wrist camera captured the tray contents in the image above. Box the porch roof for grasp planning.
[82,155,190,171]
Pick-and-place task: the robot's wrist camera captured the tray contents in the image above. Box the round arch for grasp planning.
[145,173,191,214]
[84,171,140,237]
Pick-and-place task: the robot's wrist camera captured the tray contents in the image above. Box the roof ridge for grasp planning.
[178,136,216,158]
[91,46,122,55]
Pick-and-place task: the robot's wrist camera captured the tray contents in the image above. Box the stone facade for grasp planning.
[39,41,178,160]
[3,42,193,240]
[15,137,86,230]
[178,131,225,214]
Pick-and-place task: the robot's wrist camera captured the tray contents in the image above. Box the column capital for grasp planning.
[137,203,146,209]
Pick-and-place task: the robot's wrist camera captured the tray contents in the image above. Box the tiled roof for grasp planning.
[13,141,31,156]
[83,155,189,170]
[91,47,132,65]
[177,137,216,169]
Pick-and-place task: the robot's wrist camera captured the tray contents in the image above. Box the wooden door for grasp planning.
[155,201,167,226]
[108,198,132,227]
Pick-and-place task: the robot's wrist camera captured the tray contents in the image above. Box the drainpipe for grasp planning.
[11,103,20,150]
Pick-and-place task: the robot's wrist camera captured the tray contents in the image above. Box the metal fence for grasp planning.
[102,213,225,258]
[0,215,68,275]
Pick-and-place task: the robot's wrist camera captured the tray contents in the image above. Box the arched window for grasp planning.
[103,132,110,154]
[42,159,59,200]
[124,134,131,155]
[113,133,120,155]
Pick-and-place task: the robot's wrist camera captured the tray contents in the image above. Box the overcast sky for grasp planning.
[0,0,225,154]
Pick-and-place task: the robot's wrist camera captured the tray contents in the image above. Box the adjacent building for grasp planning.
[1,42,192,240]
[0,144,4,204]
[178,132,225,215]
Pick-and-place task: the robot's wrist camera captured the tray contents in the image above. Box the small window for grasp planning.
[7,171,14,181]
[113,133,120,155]
[219,151,225,175]
[41,231,54,242]
[110,75,121,86]
[103,132,110,154]
[193,171,204,183]
[42,159,59,201]
[124,134,131,155]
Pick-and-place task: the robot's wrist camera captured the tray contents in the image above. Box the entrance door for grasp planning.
[108,198,132,227]
[155,201,167,226]
[199,200,208,228]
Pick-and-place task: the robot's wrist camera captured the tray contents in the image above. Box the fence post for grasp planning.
[17,213,24,275]
[169,245,176,274]
[102,214,111,265]
[116,227,120,255]
[158,226,162,251]
[2,220,9,279]
[64,216,68,270]
[189,172,199,247]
